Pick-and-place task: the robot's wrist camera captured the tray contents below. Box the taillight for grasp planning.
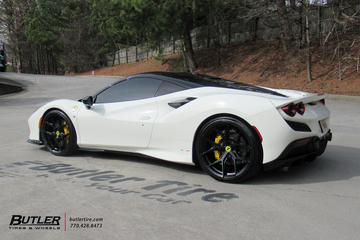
[320,99,325,105]
[282,102,306,117]
[295,102,305,115]
[282,103,296,117]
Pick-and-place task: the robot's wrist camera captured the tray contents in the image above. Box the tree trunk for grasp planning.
[180,3,197,73]
[36,45,40,74]
[305,0,312,83]
[277,0,293,52]
[182,26,197,73]
[16,46,22,73]
[336,27,342,82]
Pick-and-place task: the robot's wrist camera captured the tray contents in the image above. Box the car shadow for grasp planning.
[244,144,360,185]
[74,150,206,176]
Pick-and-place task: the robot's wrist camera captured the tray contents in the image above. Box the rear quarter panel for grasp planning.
[147,88,281,163]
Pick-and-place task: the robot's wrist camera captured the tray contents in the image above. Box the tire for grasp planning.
[41,110,77,156]
[195,117,263,183]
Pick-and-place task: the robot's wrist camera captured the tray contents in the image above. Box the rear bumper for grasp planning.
[263,130,332,171]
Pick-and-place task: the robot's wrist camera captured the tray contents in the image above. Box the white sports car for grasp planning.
[28,72,332,182]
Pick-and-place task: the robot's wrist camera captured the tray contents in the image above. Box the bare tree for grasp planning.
[324,0,360,81]
[0,0,32,73]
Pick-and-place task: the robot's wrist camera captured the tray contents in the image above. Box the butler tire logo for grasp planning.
[2,160,240,205]
[9,215,61,230]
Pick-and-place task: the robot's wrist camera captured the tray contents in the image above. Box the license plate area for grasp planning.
[319,118,329,133]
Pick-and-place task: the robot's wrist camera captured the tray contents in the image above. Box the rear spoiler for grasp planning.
[269,93,326,108]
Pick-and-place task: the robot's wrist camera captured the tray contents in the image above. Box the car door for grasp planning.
[76,77,162,150]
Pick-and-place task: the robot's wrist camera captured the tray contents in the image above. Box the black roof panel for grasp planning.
[132,72,287,97]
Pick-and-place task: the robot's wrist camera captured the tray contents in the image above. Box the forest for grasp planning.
[0,0,359,83]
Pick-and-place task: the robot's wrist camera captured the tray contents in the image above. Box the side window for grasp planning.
[156,81,187,96]
[95,78,162,103]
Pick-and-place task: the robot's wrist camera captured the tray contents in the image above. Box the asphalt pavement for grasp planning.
[1,72,359,239]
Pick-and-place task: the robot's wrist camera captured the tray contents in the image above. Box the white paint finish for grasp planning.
[27,76,332,166]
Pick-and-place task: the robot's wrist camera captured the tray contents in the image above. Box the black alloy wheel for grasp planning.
[41,110,77,156]
[195,117,262,182]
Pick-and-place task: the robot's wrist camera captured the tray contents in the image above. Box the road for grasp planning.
[1,72,359,239]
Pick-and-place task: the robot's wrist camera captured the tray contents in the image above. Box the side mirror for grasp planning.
[82,96,93,109]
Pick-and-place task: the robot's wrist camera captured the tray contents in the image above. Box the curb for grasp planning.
[0,79,23,96]
[326,94,360,102]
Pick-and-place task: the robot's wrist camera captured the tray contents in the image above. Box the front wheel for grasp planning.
[195,117,263,183]
[41,110,77,156]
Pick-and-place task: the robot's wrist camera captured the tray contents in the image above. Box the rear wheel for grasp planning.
[41,110,77,156]
[195,117,262,183]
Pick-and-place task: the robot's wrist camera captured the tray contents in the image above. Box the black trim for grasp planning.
[27,139,43,145]
[147,72,287,97]
[95,72,288,98]
[285,120,311,132]
[263,130,332,171]
[168,97,197,108]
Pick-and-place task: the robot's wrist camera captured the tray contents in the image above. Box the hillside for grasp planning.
[75,38,360,96]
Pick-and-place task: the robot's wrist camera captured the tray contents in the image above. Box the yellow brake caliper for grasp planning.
[63,121,70,144]
[214,133,223,160]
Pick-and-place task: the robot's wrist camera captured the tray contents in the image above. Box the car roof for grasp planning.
[130,72,287,97]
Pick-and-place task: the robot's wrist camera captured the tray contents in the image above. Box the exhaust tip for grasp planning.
[311,138,320,151]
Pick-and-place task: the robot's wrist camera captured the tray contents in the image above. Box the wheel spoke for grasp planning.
[222,154,229,178]
[207,151,228,168]
[59,121,67,129]
[200,145,224,156]
[44,121,54,128]
[229,151,250,164]
[59,138,66,149]
[61,133,70,138]
[42,130,54,136]
[223,123,230,143]
[212,126,223,136]
[203,136,216,146]
[56,133,69,140]
[53,138,61,150]
[50,115,57,127]
[207,159,221,167]
[233,156,237,176]
[201,147,215,156]
[221,153,236,178]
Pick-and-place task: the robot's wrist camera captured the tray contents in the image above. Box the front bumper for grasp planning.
[27,139,43,145]
[263,130,332,171]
